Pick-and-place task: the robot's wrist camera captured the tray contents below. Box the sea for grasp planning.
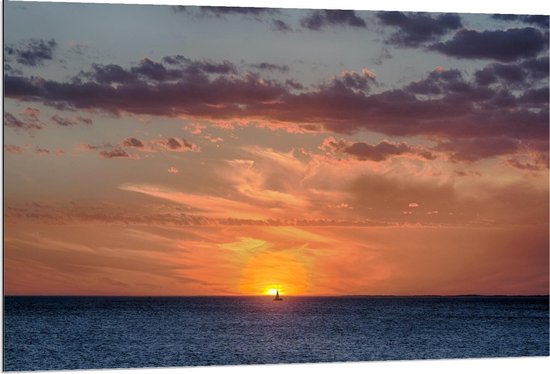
[3,296,549,371]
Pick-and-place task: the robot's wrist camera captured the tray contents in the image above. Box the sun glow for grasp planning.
[239,250,309,295]
[264,287,284,296]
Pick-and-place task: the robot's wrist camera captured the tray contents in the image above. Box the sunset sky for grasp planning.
[3,1,549,296]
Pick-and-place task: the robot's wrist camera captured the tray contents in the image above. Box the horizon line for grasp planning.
[4,294,549,298]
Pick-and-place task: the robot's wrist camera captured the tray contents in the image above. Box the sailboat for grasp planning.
[273,289,283,301]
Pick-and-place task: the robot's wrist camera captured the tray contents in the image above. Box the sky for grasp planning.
[3,0,549,296]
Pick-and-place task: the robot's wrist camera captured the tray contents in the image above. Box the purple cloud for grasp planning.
[429,28,548,62]
[377,12,462,47]
[301,10,366,31]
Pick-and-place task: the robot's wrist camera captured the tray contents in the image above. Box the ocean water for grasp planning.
[3,296,549,371]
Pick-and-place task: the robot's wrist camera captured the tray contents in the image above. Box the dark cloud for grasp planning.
[4,63,23,75]
[189,60,237,75]
[51,114,92,127]
[78,143,103,151]
[162,55,191,65]
[85,63,137,84]
[320,137,435,161]
[4,113,29,130]
[121,137,145,148]
[405,68,466,95]
[507,156,548,171]
[130,58,176,81]
[250,62,289,73]
[34,147,51,155]
[82,57,236,85]
[300,10,366,31]
[51,115,77,127]
[153,137,200,153]
[519,87,549,104]
[377,12,461,47]
[4,55,548,161]
[520,57,549,79]
[78,143,138,159]
[4,111,44,131]
[5,65,287,117]
[173,5,277,20]
[78,116,93,125]
[492,14,549,28]
[434,137,522,162]
[329,70,377,92]
[473,58,548,95]
[5,38,57,66]
[475,63,525,86]
[99,148,134,159]
[272,19,292,32]
[429,27,548,62]
[199,6,274,17]
[285,79,304,90]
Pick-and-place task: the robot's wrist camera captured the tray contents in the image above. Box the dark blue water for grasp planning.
[3,296,549,371]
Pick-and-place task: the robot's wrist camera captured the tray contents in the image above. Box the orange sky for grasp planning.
[3,2,549,296]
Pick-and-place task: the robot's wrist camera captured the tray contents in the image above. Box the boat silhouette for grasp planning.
[273,289,283,301]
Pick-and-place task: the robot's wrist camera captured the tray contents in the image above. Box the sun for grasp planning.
[264,287,284,296]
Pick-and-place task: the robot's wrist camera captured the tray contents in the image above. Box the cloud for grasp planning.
[300,10,366,31]
[153,137,200,153]
[84,63,137,84]
[377,12,462,47]
[520,56,549,79]
[34,147,64,156]
[475,63,525,86]
[204,135,224,143]
[119,136,200,153]
[174,5,279,25]
[120,184,273,221]
[198,6,275,18]
[405,68,471,95]
[121,137,145,148]
[173,6,291,35]
[492,14,549,29]
[184,123,206,134]
[81,136,200,156]
[519,87,549,104]
[5,58,285,117]
[434,137,522,162]
[83,57,237,86]
[4,110,44,131]
[250,62,289,74]
[99,148,137,160]
[4,55,547,161]
[51,114,92,127]
[4,145,25,154]
[271,19,292,32]
[78,143,139,159]
[429,27,548,62]
[507,158,546,172]
[4,38,57,66]
[320,137,435,161]
[329,69,377,92]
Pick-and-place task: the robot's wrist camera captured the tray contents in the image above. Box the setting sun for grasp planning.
[264,287,284,296]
